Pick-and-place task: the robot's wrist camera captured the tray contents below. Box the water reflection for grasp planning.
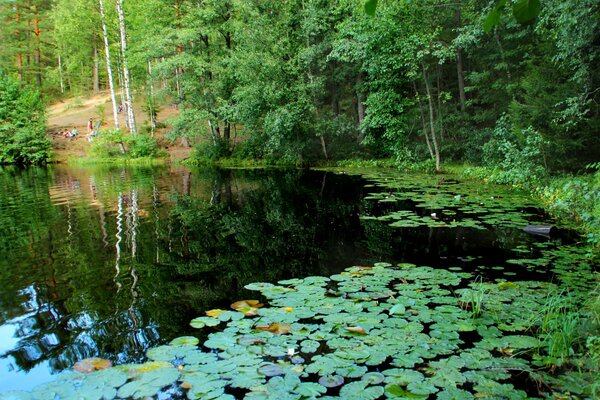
[0,165,559,392]
[0,165,370,391]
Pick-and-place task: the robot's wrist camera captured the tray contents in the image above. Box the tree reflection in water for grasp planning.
[0,166,369,389]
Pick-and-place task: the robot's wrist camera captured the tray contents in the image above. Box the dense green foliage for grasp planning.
[0,0,597,170]
[0,70,50,164]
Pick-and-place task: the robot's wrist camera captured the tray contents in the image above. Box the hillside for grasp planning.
[46,92,191,162]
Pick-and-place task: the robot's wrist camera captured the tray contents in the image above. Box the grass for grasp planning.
[66,156,168,166]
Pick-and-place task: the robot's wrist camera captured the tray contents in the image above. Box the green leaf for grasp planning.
[364,0,377,16]
[484,9,501,33]
[512,0,541,23]
[169,336,199,346]
[293,382,327,397]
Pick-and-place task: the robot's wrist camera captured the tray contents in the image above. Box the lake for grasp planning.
[0,165,592,397]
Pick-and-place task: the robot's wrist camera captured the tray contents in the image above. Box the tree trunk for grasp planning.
[357,74,365,125]
[15,4,23,82]
[320,135,329,160]
[32,4,42,87]
[436,64,445,143]
[224,122,230,144]
[117,60,128,129]
[148,60,156,138]
[455,7,466,112]
[115,0,136,134]
[99,0,120,129]
[58,55,64,94]
[422,65,441,173]
[414,82,434,160]
[93,44,100,93]
[456,48,466,112]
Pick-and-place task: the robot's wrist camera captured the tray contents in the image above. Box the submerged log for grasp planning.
[523,225,556,237]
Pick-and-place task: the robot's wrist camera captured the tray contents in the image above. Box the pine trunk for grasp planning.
[32,5,42,87]
[99,0,120,129]
[15,5,23,82]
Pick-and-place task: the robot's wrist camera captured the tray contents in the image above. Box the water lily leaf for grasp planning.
[190,316,220,329]
[206,309,227,317]
[245,282,275,291]
[407,380,438,395]
[256,323,292,335]
[437,388,474,399]
[238,336,267,346]
[306,355,351,376]
[383,368,425,386]
[183,350,218,365]
[337,364,368,378]
[389,304,406,315]
[291,356,305,364]
[385,384,428,398]
[300,339,320,353]
[344,326,367,335]
[181,375,227,399]
[318,375,345,388]
[115,361,173,374]
[340,382,384,400]
[204,332,239,350]
[170,336,199,347]
[361,372,385,385]
[294,382,327,397]
[227,367,265,389]
[391,353,423,368]
[232,300,264,316]
[258,363,285,377]
[117,367,179,399]
[30,380,79,400]
[73,358,113,374]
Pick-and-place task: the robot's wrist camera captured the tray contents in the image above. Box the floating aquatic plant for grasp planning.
[4,260,595,400]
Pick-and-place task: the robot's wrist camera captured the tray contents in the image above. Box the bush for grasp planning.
[88,129,126,158]
[191,140,231,164]
[482,115,549,185]
[89,130,161,159]
[0,70,51,164]
[125,134,159,158]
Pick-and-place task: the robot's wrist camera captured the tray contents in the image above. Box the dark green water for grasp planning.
[0,165,566,393]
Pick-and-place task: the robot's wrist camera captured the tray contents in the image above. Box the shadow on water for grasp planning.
[0,165,580,392]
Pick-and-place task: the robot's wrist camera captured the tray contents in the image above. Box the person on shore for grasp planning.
[87,118,94,134]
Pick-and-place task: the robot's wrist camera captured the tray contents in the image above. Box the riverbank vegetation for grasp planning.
[1,0,598,172]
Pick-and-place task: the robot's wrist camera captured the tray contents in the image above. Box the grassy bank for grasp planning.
[66,156,168,166]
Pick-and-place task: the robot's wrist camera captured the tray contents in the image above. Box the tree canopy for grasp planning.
[0,0,597,170]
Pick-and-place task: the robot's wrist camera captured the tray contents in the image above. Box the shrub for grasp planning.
[0,70,51,164]
[482,115,549,185]
[125,134,159,158]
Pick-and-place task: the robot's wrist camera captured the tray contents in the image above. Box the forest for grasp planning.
[0,0,598,171]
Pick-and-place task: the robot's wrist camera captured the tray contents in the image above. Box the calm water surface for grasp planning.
[0,165,560,392]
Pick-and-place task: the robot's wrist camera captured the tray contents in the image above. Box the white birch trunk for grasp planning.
[58,55,64,94]
[99,0,119,129]
[115,0,136,134]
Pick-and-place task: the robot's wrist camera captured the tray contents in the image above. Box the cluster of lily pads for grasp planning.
[3,262,594,400]
[359,173,544,230]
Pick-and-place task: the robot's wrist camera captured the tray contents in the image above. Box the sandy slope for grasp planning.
[46,92,192,162]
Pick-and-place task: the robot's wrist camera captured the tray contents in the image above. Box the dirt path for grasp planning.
[47,92,192,162]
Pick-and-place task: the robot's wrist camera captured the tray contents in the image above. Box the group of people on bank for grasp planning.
[60,118,100,142]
